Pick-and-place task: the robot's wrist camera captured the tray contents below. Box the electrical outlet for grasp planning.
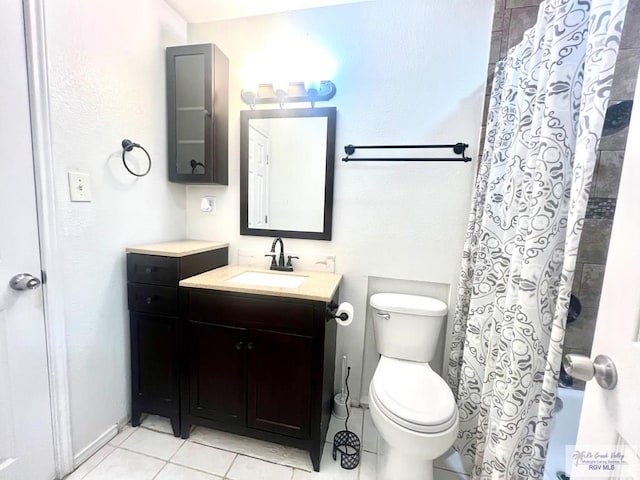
[68,171,92,202]
[201,196,216,215]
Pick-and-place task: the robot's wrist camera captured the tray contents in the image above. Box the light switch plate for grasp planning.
[68,171,92,202]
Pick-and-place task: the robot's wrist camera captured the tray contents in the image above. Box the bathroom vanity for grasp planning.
[126,241,229,436]
[179,265,342,471]
[125,241,342,471]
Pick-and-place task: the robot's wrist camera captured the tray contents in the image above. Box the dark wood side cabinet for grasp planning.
[180,288,337,471]
[166,43,229,184]
[126,246,228,436]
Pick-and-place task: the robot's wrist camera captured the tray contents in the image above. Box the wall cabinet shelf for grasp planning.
[166,43,229,184]
[179,288,337,471]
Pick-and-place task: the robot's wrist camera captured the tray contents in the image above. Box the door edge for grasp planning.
[23,0,74,477]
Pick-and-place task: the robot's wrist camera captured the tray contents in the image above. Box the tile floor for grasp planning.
[66,408,469,480]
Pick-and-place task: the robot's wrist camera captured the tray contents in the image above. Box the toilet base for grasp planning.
[377,437,435,480]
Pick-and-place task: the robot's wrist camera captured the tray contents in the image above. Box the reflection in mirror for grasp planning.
[240,107,336,240]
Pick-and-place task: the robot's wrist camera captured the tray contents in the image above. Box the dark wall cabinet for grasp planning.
[180,289,337,471]
[166,44,228,184]
[127,248,228,436]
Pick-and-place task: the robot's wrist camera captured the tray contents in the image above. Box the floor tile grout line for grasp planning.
[224,452,300,478]
[99,410,371,478]
[70,443,118,480]
[149,460,169,480]
[107,425,138,447]
[164,459,228,478]
[222,452,238,479]
[166,438,188,463]
[156,424,313,472]
[141,425,176,435]
[187,437,311,471]
[359,407,367,480]
[116,443,184,463]
[118,442,230,477]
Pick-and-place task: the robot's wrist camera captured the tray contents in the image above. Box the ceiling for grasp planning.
[165,0,373,23]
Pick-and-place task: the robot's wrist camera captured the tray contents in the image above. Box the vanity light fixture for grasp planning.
[241,80,336,109]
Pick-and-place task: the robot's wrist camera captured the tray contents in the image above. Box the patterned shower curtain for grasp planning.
[446,0,628,478]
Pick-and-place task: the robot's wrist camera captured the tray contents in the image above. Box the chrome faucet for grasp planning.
[265,237,298,272]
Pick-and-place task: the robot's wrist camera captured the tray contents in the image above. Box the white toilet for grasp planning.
[368,293,458,480]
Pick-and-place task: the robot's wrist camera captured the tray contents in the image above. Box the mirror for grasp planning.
[240,107,337,240]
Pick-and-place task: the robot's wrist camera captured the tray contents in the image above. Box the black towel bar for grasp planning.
[341,142,472,162]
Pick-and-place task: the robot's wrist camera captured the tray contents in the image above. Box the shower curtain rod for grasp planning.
[341,142,472,162]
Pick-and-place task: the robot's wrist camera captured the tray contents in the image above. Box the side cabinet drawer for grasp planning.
[128,284,178,316]
[127,254,178,286]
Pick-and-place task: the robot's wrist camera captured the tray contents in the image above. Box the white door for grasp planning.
[248,125,270,228]
[0,1,56,479]
[572,71,640,477]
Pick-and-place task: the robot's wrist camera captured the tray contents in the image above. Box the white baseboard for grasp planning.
[73,424,118,468]
[116,415,131,431]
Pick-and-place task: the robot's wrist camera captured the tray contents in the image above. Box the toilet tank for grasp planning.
[370,293,448,363]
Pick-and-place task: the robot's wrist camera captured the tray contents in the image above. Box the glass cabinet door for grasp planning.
[166,44,228,184]
[175,54,206,176]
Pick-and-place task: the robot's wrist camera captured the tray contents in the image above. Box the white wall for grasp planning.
[44,0,187,456]
[186,0,493,401]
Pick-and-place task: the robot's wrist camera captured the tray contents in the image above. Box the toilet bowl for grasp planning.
[368,293,458,480]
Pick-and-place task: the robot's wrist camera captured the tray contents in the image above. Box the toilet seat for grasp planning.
[371,356,457,434]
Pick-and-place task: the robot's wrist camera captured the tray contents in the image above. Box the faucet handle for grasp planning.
[286,255,299,267]
[264,253,277,268]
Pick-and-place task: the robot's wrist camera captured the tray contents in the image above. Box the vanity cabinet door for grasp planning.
[130,313,180,424]
[189,321,246,425]
[247,329,313,439]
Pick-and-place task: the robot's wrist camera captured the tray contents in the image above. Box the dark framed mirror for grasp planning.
[240,107,337,240]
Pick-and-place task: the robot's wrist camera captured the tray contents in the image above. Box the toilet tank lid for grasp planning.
[370,293,448,316]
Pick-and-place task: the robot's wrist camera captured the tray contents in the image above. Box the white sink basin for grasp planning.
[226,271,307,289]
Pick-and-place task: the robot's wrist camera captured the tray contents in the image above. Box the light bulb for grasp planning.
[304,80,321,94]
[273,80,289,97]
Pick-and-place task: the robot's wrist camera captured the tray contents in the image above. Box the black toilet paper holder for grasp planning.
[326,301,349,322]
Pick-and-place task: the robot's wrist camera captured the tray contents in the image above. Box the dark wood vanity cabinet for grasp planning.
[180,288,337,471]
[126,247,228,436]
[247,329,313,439]
[166,43,228,184]
[188,322,247,426]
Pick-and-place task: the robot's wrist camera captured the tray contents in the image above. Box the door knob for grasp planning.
[562,353,617,390]
[9,273,42,290]
[9,273,42,291]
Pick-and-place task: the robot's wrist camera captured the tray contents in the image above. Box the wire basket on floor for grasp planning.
[332,429,361,469]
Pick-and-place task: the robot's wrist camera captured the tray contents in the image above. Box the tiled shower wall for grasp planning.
[570,0,640,362]
[482,1,639,373]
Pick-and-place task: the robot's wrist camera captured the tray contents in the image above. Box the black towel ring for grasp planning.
[121,139,152,177]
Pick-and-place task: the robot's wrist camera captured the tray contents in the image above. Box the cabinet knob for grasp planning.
[247,342,255,350]
[146,297,152,304]
[235,341,244,350]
